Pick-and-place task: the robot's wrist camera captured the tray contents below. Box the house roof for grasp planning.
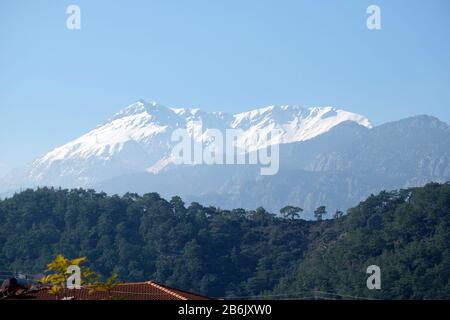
[5,281,211,300]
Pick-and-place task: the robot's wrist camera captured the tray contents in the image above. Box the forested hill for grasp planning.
[0,183,449,299]
[274,182,450,299]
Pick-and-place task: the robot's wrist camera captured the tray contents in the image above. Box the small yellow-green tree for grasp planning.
[91,274,122,300]
[41,255,99,299]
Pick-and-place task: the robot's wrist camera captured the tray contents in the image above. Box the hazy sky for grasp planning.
[1,0,450,175]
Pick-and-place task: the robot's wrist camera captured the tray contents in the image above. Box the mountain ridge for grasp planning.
[0,100,372,193]
[1,102,449,217]
[93,115,450,217]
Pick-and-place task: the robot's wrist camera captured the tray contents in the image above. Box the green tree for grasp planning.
[333,209,344,219]
[40,255,98,299]
[170,196,187,215]
[280,206,303,220]
[92,274,121,300]
[314,206,327,221]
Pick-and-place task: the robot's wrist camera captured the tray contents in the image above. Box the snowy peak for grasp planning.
[34,99,372,164]
[101,100,373,144]
[230,104,371,144]
[108,100,177,124]
[10,100,372,189]
[109,100,149,121]
[232,105,371,128]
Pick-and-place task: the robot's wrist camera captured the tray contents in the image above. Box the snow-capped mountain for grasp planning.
[1,100,371,191]
[97,115,450,216]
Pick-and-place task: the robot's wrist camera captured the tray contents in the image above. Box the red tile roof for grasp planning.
[5,281,211,300]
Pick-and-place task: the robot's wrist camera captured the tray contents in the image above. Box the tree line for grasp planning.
[0,182,449,299]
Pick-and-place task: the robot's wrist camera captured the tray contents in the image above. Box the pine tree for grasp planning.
[280,206,304,220]
[314,206,327,221]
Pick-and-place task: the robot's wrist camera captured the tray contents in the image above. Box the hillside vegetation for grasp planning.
[0,183,449,299]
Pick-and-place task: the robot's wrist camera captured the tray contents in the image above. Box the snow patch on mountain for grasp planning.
[2,100,372,190]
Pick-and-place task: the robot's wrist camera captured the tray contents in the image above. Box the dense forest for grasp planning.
[0,183,449,299]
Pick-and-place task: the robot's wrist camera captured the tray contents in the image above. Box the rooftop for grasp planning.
[2,280,211,301]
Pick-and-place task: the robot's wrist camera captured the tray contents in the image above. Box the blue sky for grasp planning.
[1,0,450,175]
